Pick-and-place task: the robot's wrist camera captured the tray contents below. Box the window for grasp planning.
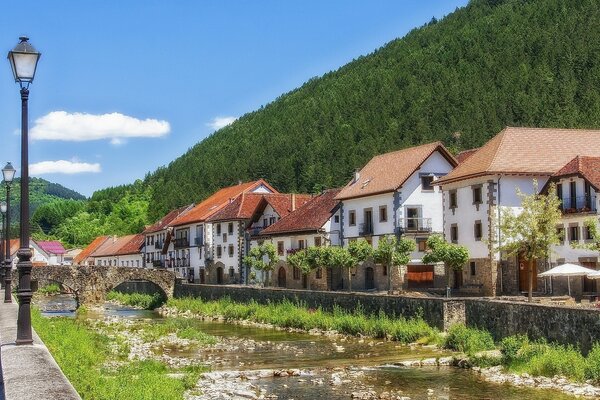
[216,224,222,235]
[557,226,565,244]
[136,260,140,267]
[228,244,234,257]
[474,220,482,241]
[314,237,322,247]
[223,233,227,242]
[379,205,388,222]
[417,238,428,252]
[316,267,323,279]
[277,241,284,256]
[382,264,388,276]
[298,239,306,250]
[216,245,222,258]
[334,215,340,223]
[269,217,277,225]
[263,218,268,227]
[470,261,476,276]
[586,225,593,241]
[293,266,300,280]
[557,183,563,203]
[229,267,234,278]
[349,210,356,226]
[570,225,579,243]
[421,175,434,191]
[449,190,457,209]
[450,224,458,243]
[472,186,483,204]
[228,222,234,235]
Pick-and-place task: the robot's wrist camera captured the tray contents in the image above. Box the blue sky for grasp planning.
[0,1,467,197]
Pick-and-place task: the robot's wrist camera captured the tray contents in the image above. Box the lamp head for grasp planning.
[7,37,41,88]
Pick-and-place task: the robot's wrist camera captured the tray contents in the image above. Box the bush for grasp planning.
[107,291,165,310]
[500,334,529,363]
[444,324,495,355]
[585,344,600,382]
[38,283,61,295]
[528,345,586,381]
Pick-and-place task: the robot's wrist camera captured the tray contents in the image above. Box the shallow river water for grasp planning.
[36,295,576,400]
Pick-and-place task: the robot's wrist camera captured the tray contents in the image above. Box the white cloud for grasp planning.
[30,160,101,175]
[206,116,237,130]
[30,111,170,142]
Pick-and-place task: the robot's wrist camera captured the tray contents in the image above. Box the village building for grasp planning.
[437,127,600,296]
[255,189,342,289]
[167,180,277,282]
[336,142,458,291]
[90,234,145,267]
[74,236,111,266]
[206,192,311,285]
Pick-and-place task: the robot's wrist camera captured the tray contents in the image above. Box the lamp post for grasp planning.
[2,163,15,304]
[0,201,5,289]
[8,37,40,345]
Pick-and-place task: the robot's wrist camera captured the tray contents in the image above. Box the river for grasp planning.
[36,294,576,400]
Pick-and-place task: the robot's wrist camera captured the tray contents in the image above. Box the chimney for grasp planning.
[238,180,243,185]
[291,193,296,211]
[353,169,360,184]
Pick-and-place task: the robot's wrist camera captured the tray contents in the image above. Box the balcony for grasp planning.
[194,237,204,246]
[152,260,164,268]
[174,238,190,248]
[359,222,373,236]
[560,196,597,214]
[154,241,163,249]
[397,218,432,234]
[248,226,265,237]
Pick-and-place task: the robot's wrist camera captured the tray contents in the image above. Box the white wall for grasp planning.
[342,193,394,247]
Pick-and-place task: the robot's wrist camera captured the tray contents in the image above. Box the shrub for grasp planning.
[444,324,495,355]
[500,334,529,363]
[107,291,165,310]
[528,345,586,381]
[38,283,61,295]
[585,343,600,382]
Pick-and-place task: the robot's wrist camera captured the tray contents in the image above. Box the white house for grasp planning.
[437,127,600,296]
[167,180,276,282]
[252,189,342,289]
[92,234,145,267]
[336,142,458,291]
[206,192,312,285]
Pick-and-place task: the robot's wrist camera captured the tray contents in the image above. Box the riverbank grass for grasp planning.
[37,283,61,295]
[32,309,207,400]
[107,291,165,310]
[167,297,442,344]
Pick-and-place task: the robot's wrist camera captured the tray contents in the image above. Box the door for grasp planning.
[407,265,434,289]
[365,267,375,290]
[216,267,223,284]
[364,210,373,234]
[302,274,308,289]
[328,267,343,290]
[278,267,287,288]
[406,208,420,230]
[518,254,537,292]
[199,269,205,284]
[453,269,463,289]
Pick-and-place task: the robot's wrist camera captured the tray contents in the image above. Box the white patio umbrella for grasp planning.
[539,263,598,296]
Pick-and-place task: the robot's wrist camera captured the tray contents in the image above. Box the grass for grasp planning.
[32,309,208,399]
[107,291,165,310]
[37,283,61,295]
[444,324,495,355]
[167,296,442,345]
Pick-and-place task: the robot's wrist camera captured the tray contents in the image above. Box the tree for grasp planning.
[347,240,374,291]
[422,234,469,295]
[374,235,416,293]
[243,243,278,286]
[497,181,561,302]
[287,249,311,288]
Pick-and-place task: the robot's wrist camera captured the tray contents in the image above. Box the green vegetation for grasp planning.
[243,243,278,286]
[422,234,470,289]
[374,235,416,292]
[31,309,207,400]
[37,283,62,296]
[444,324,495,355]
[167,297,441,344]
[106,291,165,310]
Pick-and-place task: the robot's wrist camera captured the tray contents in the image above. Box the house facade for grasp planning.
[93,234,145,267]
[336,142,458,291]
[437,127,600,296]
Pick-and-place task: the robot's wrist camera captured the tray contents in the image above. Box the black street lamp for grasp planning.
[8,37,40,346]
[0,201,5,289]
[2,163,15,304]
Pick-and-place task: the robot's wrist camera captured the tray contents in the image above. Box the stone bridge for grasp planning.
[13,265,176,305]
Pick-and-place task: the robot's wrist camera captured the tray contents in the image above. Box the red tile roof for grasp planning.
[546,156,600,191]
[456,148,479,164]
[438,127,600,185]
[35,240,66,255]
[336,142,457,200]
[207,193,312,222]
[170,179,277,227]
[93,235,141,258]
[143,204,194,234]
[74,236,110,264]
[114,234,145,256]
[261,189,341,235]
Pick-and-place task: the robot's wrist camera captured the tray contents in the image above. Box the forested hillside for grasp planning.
[123,0,600,220]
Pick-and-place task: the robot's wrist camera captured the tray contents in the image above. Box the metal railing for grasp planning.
[194,237,204,246]
[154,241,163,249]
[397,217,432,233]
[560,196,597,213]
[174,238,190,248]
[359,222,373,236]
[152,260,164,268]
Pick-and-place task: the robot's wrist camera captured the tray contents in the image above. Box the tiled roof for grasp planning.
[35,240,66,255]
[93,235,140,258]
[8,239,19,258]
[114,234,145,256]
[143,204,194,234]
[456,148,479,164]
[74,236,110,264]
[261,189,341,235]
[548,156,600,191]
[336,142,457,200]
[207,193,312,222]
[170,179,277,227]
[437,127,600,185]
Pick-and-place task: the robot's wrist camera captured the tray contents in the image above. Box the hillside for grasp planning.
[96,0,600,221]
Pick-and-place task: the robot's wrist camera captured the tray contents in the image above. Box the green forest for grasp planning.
[26,0,600,246]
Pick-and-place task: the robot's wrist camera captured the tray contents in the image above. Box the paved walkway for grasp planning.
[0,290,80,400]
